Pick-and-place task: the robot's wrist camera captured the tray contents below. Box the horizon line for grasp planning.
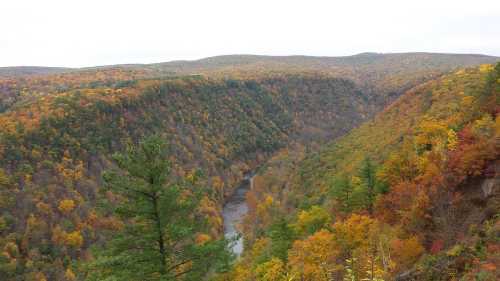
[1,51,499,69]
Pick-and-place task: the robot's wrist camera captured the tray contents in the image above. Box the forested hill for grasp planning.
[228,63,499,281]
[0,53,498,280]
[0,73,371,280]
[0,66,71,78]
[1,53,498,112]
[3,53,496,77]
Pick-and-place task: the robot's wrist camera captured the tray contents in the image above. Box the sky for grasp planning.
[1,0,499,67]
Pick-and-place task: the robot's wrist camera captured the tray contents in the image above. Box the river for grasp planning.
[222,173,254,256]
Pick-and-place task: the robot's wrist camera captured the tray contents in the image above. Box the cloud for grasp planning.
[1,0,499,67]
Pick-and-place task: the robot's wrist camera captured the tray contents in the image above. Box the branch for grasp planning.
[174,268,193,278]
[167,258,192,273]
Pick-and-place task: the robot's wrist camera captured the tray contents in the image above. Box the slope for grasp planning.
[1,52,497,112]
[224,63,499,281]
[0,73,369,280]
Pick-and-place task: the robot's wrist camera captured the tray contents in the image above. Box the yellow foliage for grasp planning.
[64,268,76,280]
[58,199,76,213]
[378,140,419,185]
[415,119,449,152]
[255,195,276,227]
[460,95,474,107]
[255,258,287,281]
[30,148,42,160]
[479,64,493,73]
[250,237,271,258]
[446,129,458,150]
[351,176,362,186]
[496,115,500,136]
[232,262,254,281]
[264,195,274,205]
[292,206,330,236]
[288,229,340,281]
[0,169,9,186]
[333,214,377,250]
[65,231,84,248]
[211,175,224,192]
[472,114,495,138]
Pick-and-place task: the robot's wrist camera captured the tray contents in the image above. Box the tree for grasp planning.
[292,206,331,237]
[58,199,76,214]
[377,139,419,186]
[268,218,295,261]
[358,158,386,215]
[255,258,288,281]
[288,229,340,281]
[86,135,230,281]
[330,176,354,213]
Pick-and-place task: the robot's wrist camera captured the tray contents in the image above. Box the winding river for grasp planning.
[222,173,254,256]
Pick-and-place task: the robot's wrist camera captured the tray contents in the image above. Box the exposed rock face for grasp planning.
[481,161,499,198]
[395,269,418,281]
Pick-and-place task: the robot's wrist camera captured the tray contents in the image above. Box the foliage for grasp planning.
[85,135,230,281]
[0,72,371,280]
[217,63,500,281]
[0,55,497,280]
[291,206,331,236]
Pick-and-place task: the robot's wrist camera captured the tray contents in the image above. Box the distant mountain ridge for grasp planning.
[1,52,498,77]
[0,66,72,77]
[1,52,497,113]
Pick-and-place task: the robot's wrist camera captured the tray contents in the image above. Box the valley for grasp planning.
[0,53,498,280]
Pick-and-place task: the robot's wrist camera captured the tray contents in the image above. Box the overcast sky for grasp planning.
[1,0,499,67]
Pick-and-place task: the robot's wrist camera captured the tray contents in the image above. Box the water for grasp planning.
[222,173,254,256]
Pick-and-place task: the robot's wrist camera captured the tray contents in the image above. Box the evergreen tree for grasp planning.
[268,218,295,261]
[330,175,354,213]
[86,135,230,281]
[358,158,387,215]
[360,158,376,215]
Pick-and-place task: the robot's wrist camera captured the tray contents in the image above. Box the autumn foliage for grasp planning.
[218,63,500,281]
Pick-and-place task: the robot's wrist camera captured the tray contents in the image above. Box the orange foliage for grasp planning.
[288,229,340,281]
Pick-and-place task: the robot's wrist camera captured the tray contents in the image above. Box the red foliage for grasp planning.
[430,239,444,254]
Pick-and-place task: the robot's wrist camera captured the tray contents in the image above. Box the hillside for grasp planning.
[0,54,498,280]
[224,63,499,281]
[0,67,72,78]
[1,53,497,112]
[0,73,372,280]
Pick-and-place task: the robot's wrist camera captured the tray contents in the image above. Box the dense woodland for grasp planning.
[0,53,498,280]
[222,63,500,281]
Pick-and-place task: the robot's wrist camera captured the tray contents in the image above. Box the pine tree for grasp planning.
[360,158,376,215]
[358,158,387,215]
[86,135,230,281]
[268,218,295,261]
[330,176,354,213]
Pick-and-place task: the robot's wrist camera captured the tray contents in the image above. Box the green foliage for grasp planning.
[0,72,371,280]
[0,55,497,280]
[292,205,331,237]
[329,176,355,213]
[357,158,387,214]
[268,219,295,261]
[85,135,231,281]
[220,63,500,281]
